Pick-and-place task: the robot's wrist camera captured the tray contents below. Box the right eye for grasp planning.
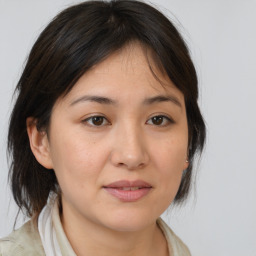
[82,116,110,127]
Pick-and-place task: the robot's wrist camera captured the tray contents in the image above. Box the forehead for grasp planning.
[59,43,184,105]
[92,43,157,74]
[89,43,168,84]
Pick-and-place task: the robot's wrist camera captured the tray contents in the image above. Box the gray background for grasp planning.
[0,0,255,255]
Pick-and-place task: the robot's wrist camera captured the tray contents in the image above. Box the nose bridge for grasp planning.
[110,119,149,169]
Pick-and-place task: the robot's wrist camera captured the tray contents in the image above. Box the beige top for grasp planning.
[0,207,191,256]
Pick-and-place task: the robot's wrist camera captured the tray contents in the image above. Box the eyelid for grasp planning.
[81,113,175,127]
[146,114,175,126]
[82,115,111,127]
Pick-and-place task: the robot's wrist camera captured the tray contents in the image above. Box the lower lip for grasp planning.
[103,187,151,202]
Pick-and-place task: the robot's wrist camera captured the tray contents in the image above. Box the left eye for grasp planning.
[146,115,173,126]
[83,116,109,126]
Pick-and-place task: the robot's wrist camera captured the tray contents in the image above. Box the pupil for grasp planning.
[92,117,103,125]
[153,116,163,125]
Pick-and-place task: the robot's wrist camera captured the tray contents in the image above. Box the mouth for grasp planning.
[103,180,152,202]
[117,187,143,191]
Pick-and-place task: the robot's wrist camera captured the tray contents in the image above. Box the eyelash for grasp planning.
[82,116,110,127]
[82,115,174,127]
[146,115,174,126]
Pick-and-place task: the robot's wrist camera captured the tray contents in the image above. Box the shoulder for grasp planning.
[0,220,45,256]
[157,218,191,256]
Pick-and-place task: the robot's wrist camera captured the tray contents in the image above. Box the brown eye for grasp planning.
[152,116,164,125]
[91,116,104,126]
[83,116,109,127]
[147,115,173,126]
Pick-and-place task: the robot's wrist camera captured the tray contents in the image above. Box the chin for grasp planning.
[100,210,158,233]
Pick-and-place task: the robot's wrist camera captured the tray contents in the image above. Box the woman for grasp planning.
[0,0,205,255]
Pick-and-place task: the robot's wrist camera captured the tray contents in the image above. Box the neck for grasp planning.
[61,209,168,256]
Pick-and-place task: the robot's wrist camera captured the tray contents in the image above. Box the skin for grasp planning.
[27,43,189,256]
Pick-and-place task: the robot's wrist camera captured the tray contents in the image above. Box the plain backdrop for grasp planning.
[0,0,255,255]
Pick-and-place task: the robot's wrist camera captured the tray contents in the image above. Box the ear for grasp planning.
[183,158,189,171]
[183,155,189,170]
[183,144,191,170]
[26,117,53,169]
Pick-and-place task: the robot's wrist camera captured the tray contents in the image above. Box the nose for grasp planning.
[110,124,149,170]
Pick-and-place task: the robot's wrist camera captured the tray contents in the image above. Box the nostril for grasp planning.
[109,144,149,170]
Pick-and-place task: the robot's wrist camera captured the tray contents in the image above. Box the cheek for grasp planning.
[151,136,187,195]
[154,136,187,170]
[49,132,108,190]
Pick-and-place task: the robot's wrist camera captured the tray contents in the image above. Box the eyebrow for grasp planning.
[143,95,182,108]
[70,94,182,108]
[70,95,117,106]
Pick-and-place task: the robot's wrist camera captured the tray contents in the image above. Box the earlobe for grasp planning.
[26,117,53,169]
[183,158,189,170]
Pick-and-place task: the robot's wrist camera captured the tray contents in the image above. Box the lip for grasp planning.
[103,180,152,202]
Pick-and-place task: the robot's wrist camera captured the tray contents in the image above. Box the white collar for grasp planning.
[38,195,76,256]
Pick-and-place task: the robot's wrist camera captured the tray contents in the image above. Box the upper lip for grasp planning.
[103,180,152,188]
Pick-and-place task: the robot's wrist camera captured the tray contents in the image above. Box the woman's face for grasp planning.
[40,44,189,232]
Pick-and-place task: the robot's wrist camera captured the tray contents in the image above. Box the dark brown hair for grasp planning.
[8,0,206,217]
